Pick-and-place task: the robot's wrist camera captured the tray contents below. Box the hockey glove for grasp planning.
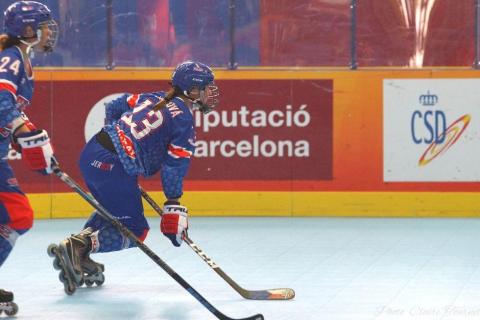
[16,129,55,175]
[8,112,37,153]
[161,201,188,247]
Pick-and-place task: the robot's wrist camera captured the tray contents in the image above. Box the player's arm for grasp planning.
[160,117,194,247]
[0,93,55,175]
[0,91,23,134]
[160,159,191,247]
[0,51,54,174]
[105,93,137,124]
[0,51,25,133]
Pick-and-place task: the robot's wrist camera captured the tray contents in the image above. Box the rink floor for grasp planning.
[1,217,480,320]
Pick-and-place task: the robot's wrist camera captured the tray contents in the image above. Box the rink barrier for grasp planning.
[18,68,480,218]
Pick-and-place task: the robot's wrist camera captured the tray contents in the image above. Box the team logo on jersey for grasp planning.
[115,125,136,158]
[90,160,114,171]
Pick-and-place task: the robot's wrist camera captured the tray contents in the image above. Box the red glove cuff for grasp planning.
[161,214,181,234]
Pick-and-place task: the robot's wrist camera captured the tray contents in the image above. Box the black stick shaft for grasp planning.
[53,166,263,320]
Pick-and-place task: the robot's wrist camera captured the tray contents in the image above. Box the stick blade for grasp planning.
[223,313,264,320]
[242,288,295,300]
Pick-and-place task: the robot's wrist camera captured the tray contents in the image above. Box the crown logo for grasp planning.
[419,91,438,106]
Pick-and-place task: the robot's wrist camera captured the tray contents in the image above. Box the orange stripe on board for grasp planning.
[34,68,480,81]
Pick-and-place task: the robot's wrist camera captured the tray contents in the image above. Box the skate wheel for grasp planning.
[64,283,76,295]
[5,302,18,316]
[53,258,62,270]
[95,273,105,286]
[85,279,94,287]
[59,270,67,283]
[47,244,57,257]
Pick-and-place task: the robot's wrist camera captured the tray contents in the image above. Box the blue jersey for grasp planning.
[103,92,195,199]
[0,46,34,158]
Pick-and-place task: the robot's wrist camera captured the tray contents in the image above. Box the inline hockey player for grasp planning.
[0,1,58,314]
[48,60,219,295]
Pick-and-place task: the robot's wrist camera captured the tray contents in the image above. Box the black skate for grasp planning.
[47,243,80,295]
[0,289,18,316]
[48,228,105,294]
[81,252,105,288]
[76,227,105,288]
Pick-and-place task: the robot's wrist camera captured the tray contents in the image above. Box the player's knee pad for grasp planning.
[91,226,149,253]
[137,228,149,242]
[0,192,33,231]
[0,225,19,266]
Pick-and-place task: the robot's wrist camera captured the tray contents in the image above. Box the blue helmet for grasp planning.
[3,1,58,51]
[172,60,215,93]
[171,61,219,113]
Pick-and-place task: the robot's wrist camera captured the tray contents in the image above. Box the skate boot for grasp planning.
[47,230,92,295]
[82,254,105,287]
[0,289,18,316]
[77,229,105,287]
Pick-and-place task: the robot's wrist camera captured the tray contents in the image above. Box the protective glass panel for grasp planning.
[357,0,475,67]
[0,0,475,68]
[259,0,351,66]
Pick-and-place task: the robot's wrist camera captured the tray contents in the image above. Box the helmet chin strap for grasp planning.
[183,90,202,108]
[19,29,42,57]
[182,88,214,114]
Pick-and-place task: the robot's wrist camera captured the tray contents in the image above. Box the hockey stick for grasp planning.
[139,186,295,300]
[52,165,263,320]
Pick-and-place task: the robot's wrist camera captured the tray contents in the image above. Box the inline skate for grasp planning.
[48,228,105,294]
[0,289,18,316]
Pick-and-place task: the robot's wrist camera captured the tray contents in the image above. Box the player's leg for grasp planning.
[48,137,113,288]
[79,136,149,249]
[0,160,33,311]
[57,137,149,286]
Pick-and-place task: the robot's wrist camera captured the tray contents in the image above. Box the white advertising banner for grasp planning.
[384,79,480,181]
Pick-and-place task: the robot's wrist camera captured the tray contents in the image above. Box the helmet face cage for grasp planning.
[4,1,58,52]
[171,61,220,114]
[196,82,219,114]
[37,19,59,52]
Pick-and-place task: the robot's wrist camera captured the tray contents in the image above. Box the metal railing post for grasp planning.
[106,0,114,70]
[474,0,480,69]
[350,0,358,70]
[228,0,238,70]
